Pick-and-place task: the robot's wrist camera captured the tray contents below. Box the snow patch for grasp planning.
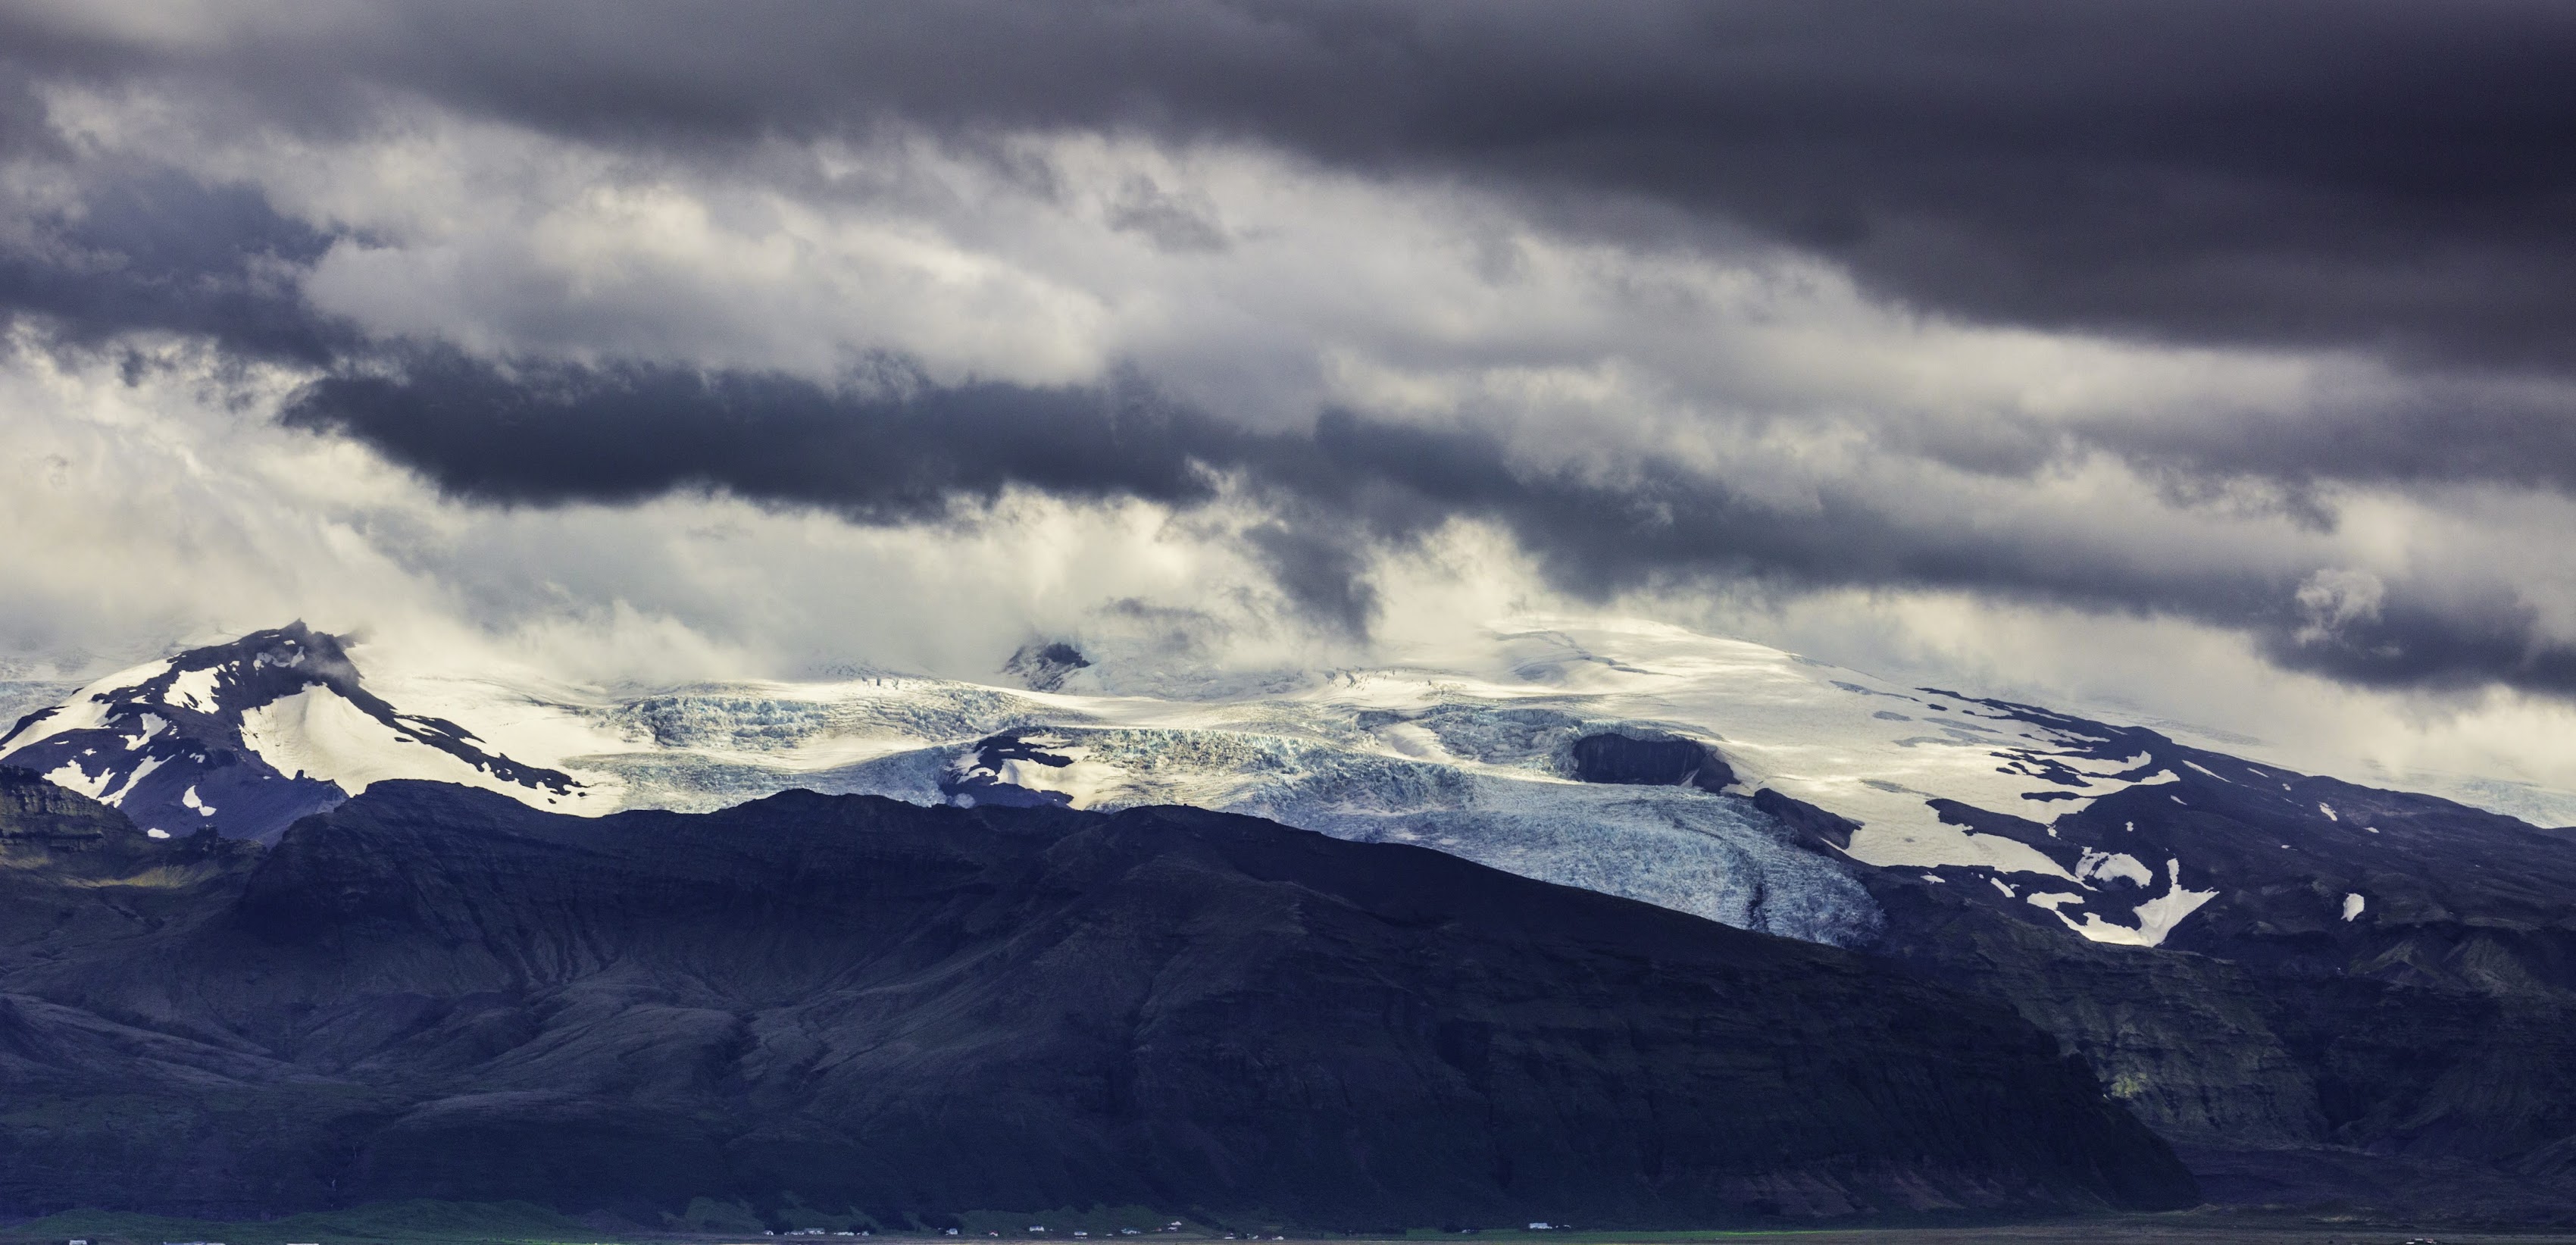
[1844,823,2079,881]
[0,677,127,757]
[42,759,111,800]
[99,752,164,805]
[2076,848,2153,887]
[164,667,220,712]
[980,743,1138,809]
[144,827,170,839]
[182,784,215,816]
[89,658,175,696]
[2343,892,2365,921]
[238,686,563,808]
[2318,802,2339,821]
[125,714,167,749]
[2055,858,2218,948]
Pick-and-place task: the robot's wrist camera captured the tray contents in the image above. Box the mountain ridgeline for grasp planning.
[0,770,2192,1227]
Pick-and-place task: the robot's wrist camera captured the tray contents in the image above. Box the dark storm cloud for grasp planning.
[14,1,2576,497]
[0,167,343,363]
[11,0,2576,368]
[280,354,1238,520]
[283,354,2576,696]
[2262,595,2576,697]
[2094,376,2576,497]
[1240,522,1378,637]
[11,0,2576,699]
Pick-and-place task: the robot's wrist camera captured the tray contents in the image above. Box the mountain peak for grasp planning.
[0,624,580,841]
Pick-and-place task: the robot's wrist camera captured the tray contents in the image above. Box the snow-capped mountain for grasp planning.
[0,623,582,840]
[16,616,2576,1213]
[18,613,2576,1203]
[8,617,2566,957]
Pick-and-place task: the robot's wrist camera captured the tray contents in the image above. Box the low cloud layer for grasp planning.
[281,349,2576,693]
[3,0,2576,787]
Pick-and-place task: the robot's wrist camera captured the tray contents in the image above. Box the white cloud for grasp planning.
[2294,568,2387,646]
[11,84,2576,817]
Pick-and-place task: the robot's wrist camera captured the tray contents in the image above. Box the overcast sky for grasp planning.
[5,1,2576,806]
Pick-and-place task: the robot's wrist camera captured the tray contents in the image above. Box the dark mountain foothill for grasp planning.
[1832,696,2576,1221]
[0,777,2193,1227]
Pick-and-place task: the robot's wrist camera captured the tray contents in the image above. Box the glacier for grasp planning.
[2,616,2365,950]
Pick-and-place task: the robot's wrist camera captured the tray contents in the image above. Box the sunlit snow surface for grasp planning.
[340,618,2248,948]
[5,618,2268,947]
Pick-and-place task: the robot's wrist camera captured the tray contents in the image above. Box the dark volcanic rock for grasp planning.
[0,764,252,887]
[1570,731,1735,793]
[1839,695,2576,1219]
[939,726,1084,808]
[0,764,131,846]
[0,781,2193,1225]
[1002,640,1091,692]
[1751,787,1861,852]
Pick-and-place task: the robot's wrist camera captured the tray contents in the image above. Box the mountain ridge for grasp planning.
[0,777,2193,1225]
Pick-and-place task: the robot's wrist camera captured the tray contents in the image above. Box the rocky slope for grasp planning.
[0,773,2193,1226]
[1829,704,2576,1219]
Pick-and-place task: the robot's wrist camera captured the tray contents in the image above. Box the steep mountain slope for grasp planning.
[0,624,582,840]
[0,777,2193,1225]
[1840,705,2576,1219]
